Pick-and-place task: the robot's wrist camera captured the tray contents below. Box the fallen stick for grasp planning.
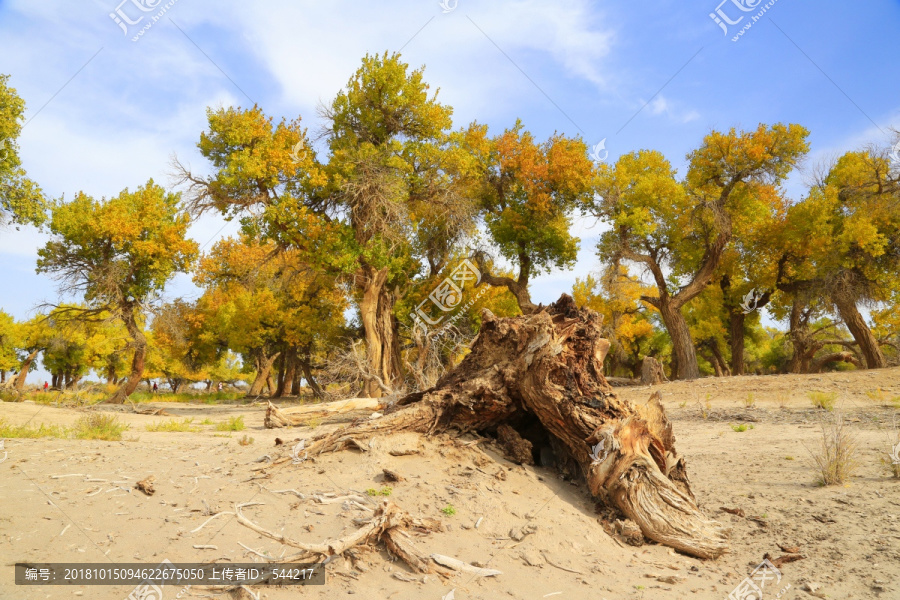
[430,554,501,577]
[541,551,584,575]
[190,511,234,533]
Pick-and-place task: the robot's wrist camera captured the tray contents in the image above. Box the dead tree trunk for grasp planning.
[283,295,729,558]
[640,356,668,385]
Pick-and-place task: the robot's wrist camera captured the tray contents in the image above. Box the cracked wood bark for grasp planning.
[296,294,729,558]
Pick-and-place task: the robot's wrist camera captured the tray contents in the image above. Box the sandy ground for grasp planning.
[1,367,899,600]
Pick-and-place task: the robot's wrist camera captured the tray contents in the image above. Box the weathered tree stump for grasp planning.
[641,356,669,385]
[280,295,729,559]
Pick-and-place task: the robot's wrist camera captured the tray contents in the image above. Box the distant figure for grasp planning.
[152,382,158,394]
[217,382,223,393]
[43,381,49,392]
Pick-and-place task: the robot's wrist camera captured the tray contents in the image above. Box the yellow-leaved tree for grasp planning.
[37,180,197,403]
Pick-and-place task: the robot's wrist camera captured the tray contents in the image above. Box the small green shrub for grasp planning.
[743,393,756,408]
[366,487,393,497]
[238,435,254,446]
[146,418,199,432]
[216,416,245,431]
[731,424,754,432]
[440,504,456,516]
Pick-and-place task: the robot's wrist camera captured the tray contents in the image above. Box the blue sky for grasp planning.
[1,0,899,373]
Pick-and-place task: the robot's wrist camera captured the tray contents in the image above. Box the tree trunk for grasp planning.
[729,310,745,376]
[708,339,731,377]
[359,266,401,397]
[275,353,287,398]
[276,349,297,397]
[833,294,885,369]
[658,300,700,380]
[248,350,279,397]
[704,350,724,377]
[811,351,862,372]
[298,354,324,400]
[266,374,276,395]
[474,250,537,314]
[290,295,729,558]
[13,350,40,392]
[105,308,147,404]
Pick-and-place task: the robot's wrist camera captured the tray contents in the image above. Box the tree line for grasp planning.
[1,54,898,402]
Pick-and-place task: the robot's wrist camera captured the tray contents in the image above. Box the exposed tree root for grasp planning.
[260,294,730,559]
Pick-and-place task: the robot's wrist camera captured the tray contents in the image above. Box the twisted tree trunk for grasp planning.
[12,350,40,391]
[833,294,885,369]
[105,309,146,404]
[359,265,401,397]
[284,295,729,558]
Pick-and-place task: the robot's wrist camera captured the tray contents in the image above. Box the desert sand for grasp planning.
[2,366,899,600]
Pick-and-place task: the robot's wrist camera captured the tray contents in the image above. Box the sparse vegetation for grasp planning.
[775,393,789,410]
[743,393,756,408]
[366,487,393,497]
[0,414,127,441]
[807,412,859,486]
[440,504,456,516]
[145,418,199,433]
[238,434,254,446]
[731,424,754,432]
[865,388,886,403]
[72,413,129,441]
[216,416,245,431]
[0,418,66,439]
[808,391,837,411]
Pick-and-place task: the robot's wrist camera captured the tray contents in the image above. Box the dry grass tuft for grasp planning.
[807,391,837,411]
[807,411,859,486]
